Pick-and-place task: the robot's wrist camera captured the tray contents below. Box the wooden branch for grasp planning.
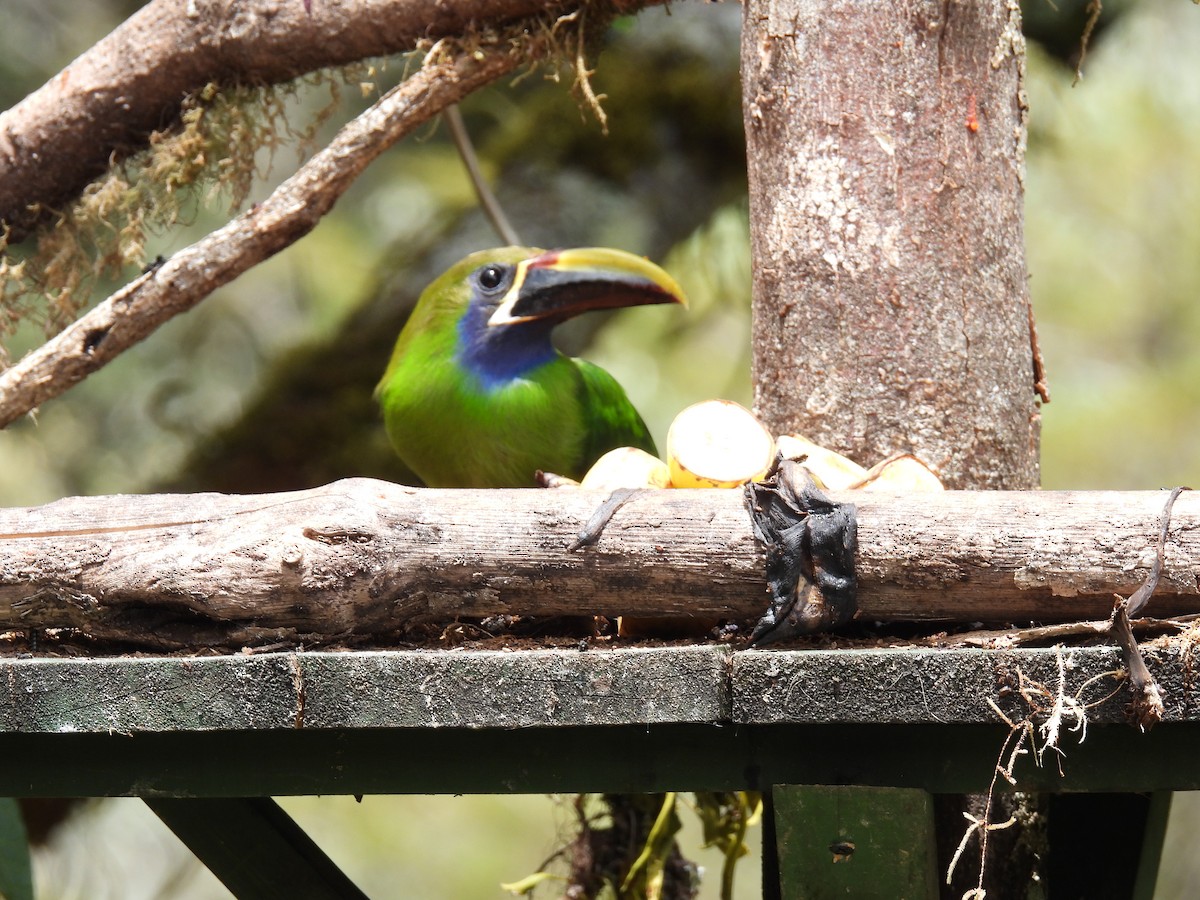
[0,0,649,240]
[0,481,1197,648]
[0,40,528,429]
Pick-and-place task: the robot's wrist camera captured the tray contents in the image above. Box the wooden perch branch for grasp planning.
[0,38,531,429]
[0,0,642,239]
[0,481,1197,649]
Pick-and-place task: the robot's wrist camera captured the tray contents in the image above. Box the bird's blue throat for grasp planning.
[456,299,558,390]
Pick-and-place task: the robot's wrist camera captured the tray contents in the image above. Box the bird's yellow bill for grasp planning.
[488,247,687,327]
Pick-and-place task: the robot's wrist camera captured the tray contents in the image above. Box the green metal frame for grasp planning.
[3,645,1187,896]
[146,798,368,899]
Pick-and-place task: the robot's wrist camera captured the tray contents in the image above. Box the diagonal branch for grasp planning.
[0,32,541,429]
[0,0,583,241]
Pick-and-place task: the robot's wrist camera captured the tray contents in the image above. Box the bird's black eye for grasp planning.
[475,264,509,293]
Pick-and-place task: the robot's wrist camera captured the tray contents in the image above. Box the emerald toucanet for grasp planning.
[376,247,687,487]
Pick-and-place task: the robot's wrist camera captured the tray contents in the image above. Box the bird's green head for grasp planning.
[382,246,688,391]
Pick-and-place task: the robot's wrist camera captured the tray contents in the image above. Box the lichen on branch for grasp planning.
[0,0,641,374]
[0,70,353,363]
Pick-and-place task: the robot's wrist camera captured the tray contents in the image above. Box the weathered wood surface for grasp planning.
[0,646,727,733]
[1,647,1200,798]
[2,644,1200,735]
[0,480,1197,645]
[732,646,1195,726]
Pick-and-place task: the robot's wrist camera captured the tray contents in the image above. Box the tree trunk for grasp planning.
[741,0,1044,895]
[742,0,1040,490]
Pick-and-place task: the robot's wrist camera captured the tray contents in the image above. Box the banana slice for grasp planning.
[667,400,775,488]
[580,447,671,491]
[858,453,945,492]
[775,434,867,490]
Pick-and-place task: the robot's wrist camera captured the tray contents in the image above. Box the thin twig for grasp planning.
[946,613,1200,650]
[1108,486,1189,730]
[1,0,639,242]
[568,487,639,551]
[1125,486,1186,618]
[570,9,609,133]
[946,717,1025,893]
[444,104,521,245]
[1073,0,1103,85]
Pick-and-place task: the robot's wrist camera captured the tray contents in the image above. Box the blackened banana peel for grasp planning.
[744,458,858,644]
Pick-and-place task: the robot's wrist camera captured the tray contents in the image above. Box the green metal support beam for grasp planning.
[0,723,1199,797]
[1133,792,1173,900]
[146,797,367,900]
[770,785,938,900]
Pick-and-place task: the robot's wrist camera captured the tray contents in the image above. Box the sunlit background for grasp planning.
[1,0,1199,896]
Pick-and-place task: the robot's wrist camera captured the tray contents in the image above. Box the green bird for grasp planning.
[376,246,687,487]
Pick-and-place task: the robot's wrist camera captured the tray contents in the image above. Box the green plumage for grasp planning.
[376,247,685,488]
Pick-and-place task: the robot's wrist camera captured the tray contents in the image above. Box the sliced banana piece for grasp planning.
[857,453,945,492]
[580,447,671,491]
[667,400,775,488]
[775,434,867,490]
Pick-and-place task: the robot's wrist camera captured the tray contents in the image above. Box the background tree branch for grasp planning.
[0,15,589,428]
[0,0,655,241]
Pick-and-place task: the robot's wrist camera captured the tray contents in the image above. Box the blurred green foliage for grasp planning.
[3,0,1200,897]
[1026,2,1200,490]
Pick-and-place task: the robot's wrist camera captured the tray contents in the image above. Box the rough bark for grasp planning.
[0,480,1196,648]
[0,0,658,240]
[742,0,1039,489]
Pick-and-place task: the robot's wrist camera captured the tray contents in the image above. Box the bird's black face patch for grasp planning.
[473,263,513,296]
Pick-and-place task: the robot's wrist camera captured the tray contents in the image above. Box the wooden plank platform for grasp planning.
[0,644,1199,798]
[4,643,1197,734]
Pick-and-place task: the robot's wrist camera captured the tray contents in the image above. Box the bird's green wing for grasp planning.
[572,358,658,470]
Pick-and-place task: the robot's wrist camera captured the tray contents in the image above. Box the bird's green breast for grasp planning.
[379,348,597,487]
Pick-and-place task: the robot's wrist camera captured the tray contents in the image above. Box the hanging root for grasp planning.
[950,646,1115,898]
